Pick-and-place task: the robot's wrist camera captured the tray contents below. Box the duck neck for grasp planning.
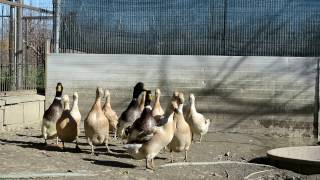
[55,91,62,100]
[153,94,160,107]
[178,104,183,114]
[144,96,152,110]
[64,102,70,110]
[190,100,196,111]
[71,98,78,111]
[103,95,111,109]
[95,97,102,109]
[139,92,145,110]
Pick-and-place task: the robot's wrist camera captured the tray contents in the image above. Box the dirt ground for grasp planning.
[0,127,319,180]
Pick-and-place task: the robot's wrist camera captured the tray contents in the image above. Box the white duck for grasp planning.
[185,94,210,142]
[167,92,192,162]
[70,92,81,130]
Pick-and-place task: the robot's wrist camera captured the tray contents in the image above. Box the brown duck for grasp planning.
[56,94,80,150]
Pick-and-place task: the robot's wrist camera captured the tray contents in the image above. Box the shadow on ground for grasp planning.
[83,158,136,168]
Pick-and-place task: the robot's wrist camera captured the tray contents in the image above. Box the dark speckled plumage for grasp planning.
[43,99,63,122]
[117,82,146,138]
[127,90,159,143]
[42,82,64,142]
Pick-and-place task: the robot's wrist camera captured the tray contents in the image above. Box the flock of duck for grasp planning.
[41,82,211,170]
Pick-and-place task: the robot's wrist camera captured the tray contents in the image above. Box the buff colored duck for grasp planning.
[185,94,210,142]
[56,95,80,150]
[167,92,192,162]
[102,89,118,139]
[152,88,164,119]
[84,87,110,154]
[42,82,63,145]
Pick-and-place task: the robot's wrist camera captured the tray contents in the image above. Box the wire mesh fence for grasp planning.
[60,0,320,56]
[0,63,44,92]
[0,1,52,93]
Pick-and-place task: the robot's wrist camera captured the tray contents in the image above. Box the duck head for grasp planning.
[133,82,146,99]
[178,92,185,105]
[189,93,195,104]
[96,87,104,99]
[155,88,161,97]
[104,89,111,103]
[73,92,79,99]
[104,89,110,98]
[144,90,153,109]
[55,82,63,97]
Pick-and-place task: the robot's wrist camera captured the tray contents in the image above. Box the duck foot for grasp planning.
[145,168,154,172]
[75,145,82,153]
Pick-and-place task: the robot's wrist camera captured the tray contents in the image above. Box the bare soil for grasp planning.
[0,127,319,179]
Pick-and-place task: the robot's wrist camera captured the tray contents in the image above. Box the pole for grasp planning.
[223,0,228,55]
[53,0,60,53]
[16,0,23,89]
[316,59,320,141]
[1,6,4,63]
[9,0,15,90]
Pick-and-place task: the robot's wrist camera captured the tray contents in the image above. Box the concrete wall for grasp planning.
[46,54,317,137]
[0,95,45,130]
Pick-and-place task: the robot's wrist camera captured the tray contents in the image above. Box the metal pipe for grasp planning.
[0,0,53,14]
[1,6,4,63]
[16,0,22,89]
[53,0,61,53]
[9,0,15,90]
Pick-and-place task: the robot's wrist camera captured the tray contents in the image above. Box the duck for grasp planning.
[102,89,118,139]
[84,87,110,154]
[56,94,80,150]
[70,92,81,129]
[117,82,146,139]
[167,92,192,162]
[123,95,179,170]
[126,90,157,143]
[185,94,210,142]
[41,82,63,145]
[152,88,164,119]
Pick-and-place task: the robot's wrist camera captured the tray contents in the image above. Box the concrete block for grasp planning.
[0,100,5,106]
[23,102,40,125]
[0,109,3,130]
[0,95,45,105]
[3,104,24,126]
[39,101,44,120]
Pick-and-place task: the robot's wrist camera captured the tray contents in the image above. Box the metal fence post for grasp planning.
[16,0,23,90]
[9,0,16,91]
[53,0,61,53]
